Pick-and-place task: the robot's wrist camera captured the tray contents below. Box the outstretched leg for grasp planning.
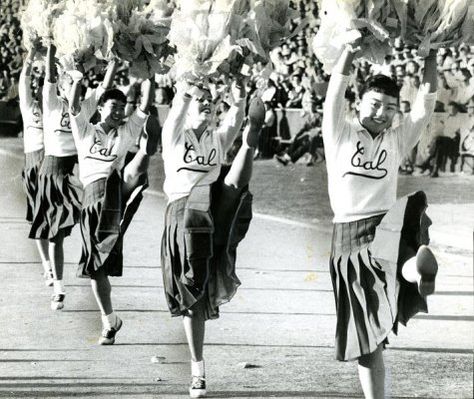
[122,122,160,198]
[122,150,149,199]
[223,98,265,192]
[358,344,385,399]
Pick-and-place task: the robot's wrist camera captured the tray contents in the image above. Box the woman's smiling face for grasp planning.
[358,90,399,135]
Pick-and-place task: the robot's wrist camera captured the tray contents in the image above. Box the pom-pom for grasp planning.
[312,0,398,74]
[243,0,302,61]
[53,0,115,72]
[398,0,474,56]
[21,0,65,50]
[113,0,174,79]
[168,0,303,82]
[168,0,244,80]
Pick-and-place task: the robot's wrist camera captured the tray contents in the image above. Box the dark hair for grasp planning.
[98,89,127,106]
[359,74,400,101]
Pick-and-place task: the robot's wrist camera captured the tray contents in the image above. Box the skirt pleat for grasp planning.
[330,191,430,361]
[22,149,44,223]
[161,188,252,320]
[28,155,81,239]
[78,171,148,278]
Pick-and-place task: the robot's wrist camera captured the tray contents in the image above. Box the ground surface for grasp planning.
[0,138,472,398]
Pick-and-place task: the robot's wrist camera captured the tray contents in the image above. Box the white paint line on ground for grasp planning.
[0,148,23,160]
[252,212,325,230]
[145,189,165,198]
[145,189,325,230]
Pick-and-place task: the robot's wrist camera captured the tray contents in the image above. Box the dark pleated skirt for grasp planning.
[22,149,44,223]
[161,187,253,320]
[330,191,431,361]
[78,172,148,278]
[28,155,82,239]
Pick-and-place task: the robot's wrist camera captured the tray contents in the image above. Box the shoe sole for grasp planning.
[98,318,123,345]
[416,245,438,296]
[189,388,207,398]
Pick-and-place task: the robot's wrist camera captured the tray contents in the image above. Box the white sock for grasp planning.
[101,312,117,329]
[401,256,418,284]
[43,261,52,273]
[53,280,65,294]
[191,360,205,377]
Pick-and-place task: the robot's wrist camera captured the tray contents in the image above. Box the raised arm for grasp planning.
[138,77,155,114]
[218,80,247,151]
[161,81,194,148]
[102,59,118,91]
[70,60,118,117]
[45,43,57,84]
[19,48,36,109]
[401,50,438,152]
[322,48,354,142]
[43,43,60,111]
[69,74,83,117]
[422,50,438,94]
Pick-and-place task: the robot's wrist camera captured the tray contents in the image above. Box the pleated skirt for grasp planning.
[29,155,81,240]
[22,149,44,223]
[330,191,431,361]
[78,172,148,278]
[161,188,253,320]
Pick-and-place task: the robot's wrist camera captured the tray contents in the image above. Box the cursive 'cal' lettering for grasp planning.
[343,141,388,179]
[84,137,117,162]
[183,142,217,167]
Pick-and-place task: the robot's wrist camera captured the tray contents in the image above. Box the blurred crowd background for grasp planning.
[1,0,473,175]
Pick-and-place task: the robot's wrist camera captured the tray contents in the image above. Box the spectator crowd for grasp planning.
[1,0,473,175]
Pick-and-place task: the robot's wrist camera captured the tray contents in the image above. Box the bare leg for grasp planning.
[223,98,264,191]
[90,267,113,316]
[49,230,64,281]
[49,230,66,309]
[37,238,53,286]
[36,239,50,269]
[122,150,149,199]
[224,127,257,191]
[358,344,385,399]
[183,300,206,362]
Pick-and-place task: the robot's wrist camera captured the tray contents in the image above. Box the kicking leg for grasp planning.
[122,150,149,199]
[122,124,158,198]
[91,267,122,345]
[358,344,385,399]
[224,98,265,191]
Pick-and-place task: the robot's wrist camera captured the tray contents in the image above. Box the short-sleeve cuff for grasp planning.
[331,73,351,84]
[135,107,149,120]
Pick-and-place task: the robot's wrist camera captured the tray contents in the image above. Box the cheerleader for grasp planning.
[160,79,265,397]
[29,44,115,310]
[322,43,439,399]
[19,46,52,286]
[68,64,154,345]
